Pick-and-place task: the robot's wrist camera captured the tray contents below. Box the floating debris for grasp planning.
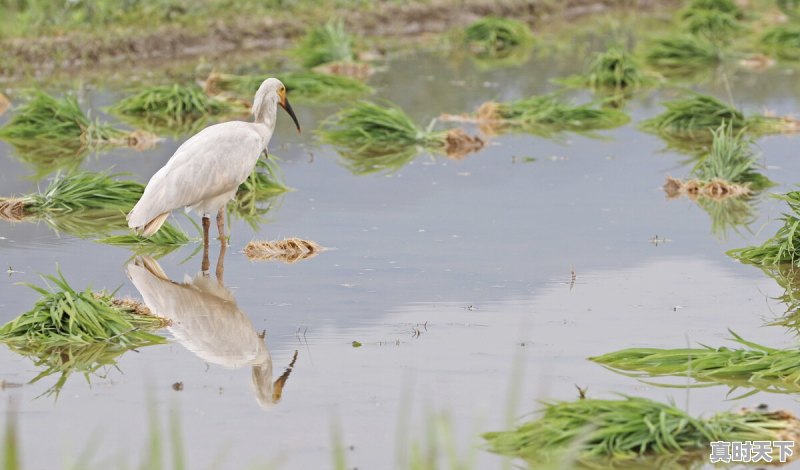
[205,70,372,103]
[729,190,800,266]
[442,94,629,136]
[461,17,533,58]
[591,330,800,395]
[643,34,720,76]
[244,238,323,264]
[294,19,355,68]
[319,101,483,172]
[484,396,800,464]
[0,90,148,148]
[761,25,800,61]
[641,94,800,139]
[560,47,656,93]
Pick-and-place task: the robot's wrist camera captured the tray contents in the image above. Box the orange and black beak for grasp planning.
[278,88,301,133]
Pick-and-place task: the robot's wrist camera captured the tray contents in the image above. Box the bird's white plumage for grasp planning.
[127,77,287,234]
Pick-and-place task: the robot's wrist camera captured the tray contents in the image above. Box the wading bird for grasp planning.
[127,78,300,248]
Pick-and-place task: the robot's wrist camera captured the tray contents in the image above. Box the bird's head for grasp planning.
[252,77,301,133]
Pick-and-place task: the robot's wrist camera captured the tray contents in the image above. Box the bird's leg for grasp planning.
[201,216,211,275]
[216,206,227,245]
[215,233,226,283]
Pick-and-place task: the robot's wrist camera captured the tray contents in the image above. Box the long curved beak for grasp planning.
[280,96,301,134]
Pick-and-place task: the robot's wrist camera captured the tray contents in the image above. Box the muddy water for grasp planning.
[3,33,800,470]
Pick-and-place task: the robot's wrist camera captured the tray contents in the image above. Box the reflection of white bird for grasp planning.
[126,78,301,244]
[126,256,295,408]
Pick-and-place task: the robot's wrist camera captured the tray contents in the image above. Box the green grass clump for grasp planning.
[761,25,800,61]
[643,34,720,75]
[728,191,800,266]
[229,159,290,228]
[778,0,800,19]
[692,122,772,190]
[206,71,372,103]
[562,47,654,92]
[0,270,166,397]
[294,20,355,68]
[111,84,230,134]
[0,90,125,144]
[591,331,800,395]
[462,17,533,57]
[484,396,799,463]
[21,171,144,215]
[318,100,449,156]
[678,0,743,40]
[641,94,798,139]
[478,94,630,136]
[0,270,166,348]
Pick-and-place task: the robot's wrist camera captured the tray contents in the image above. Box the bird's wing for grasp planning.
[128,122,264,228]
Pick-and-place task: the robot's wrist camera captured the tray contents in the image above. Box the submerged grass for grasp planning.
[294,19,355,68]
[729,191,800,266]
[761,25,800,61]
[643,34,720,76]
[462,17,533,58]
[561,47,655,93]
[205,70,373,103]
[318,101,484,173]
[484,396,800,464]
[97,221,191,258]
[641,94,800,139]
[591,331,800,396]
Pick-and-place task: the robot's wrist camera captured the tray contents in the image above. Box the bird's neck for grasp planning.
[253,97,278,131]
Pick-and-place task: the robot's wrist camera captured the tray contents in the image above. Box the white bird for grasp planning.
[126,254,297,408]
[127,77,301,244]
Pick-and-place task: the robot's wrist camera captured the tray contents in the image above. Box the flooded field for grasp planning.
[4,5,800,469]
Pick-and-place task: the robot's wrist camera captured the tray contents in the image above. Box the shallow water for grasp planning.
[3,22,800,470]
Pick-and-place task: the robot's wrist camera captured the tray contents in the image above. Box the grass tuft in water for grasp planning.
[462,17,533,58]
[110,84,231,134]
[465,94,630,136]
[642,94,800,139]
[591,330,800,395]
[229,158,289,228]
[728,191,800,266]
[679,0,743,40]
[643,34,720,75]
[761,25,800,61]
[0,269,167,347]
[97,221,191,255]
[484,396,800,463]
[319,101,483,173]
[0,90,131,146]
[294,20,355,68]
[205,71,373,103]
[561,47,654,93]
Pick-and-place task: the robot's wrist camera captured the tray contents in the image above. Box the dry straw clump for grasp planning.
[244,238,324,264]
[443,129,484,160]
[0,92,9,116]
[663,176,750,200]
[0,197,30,222]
